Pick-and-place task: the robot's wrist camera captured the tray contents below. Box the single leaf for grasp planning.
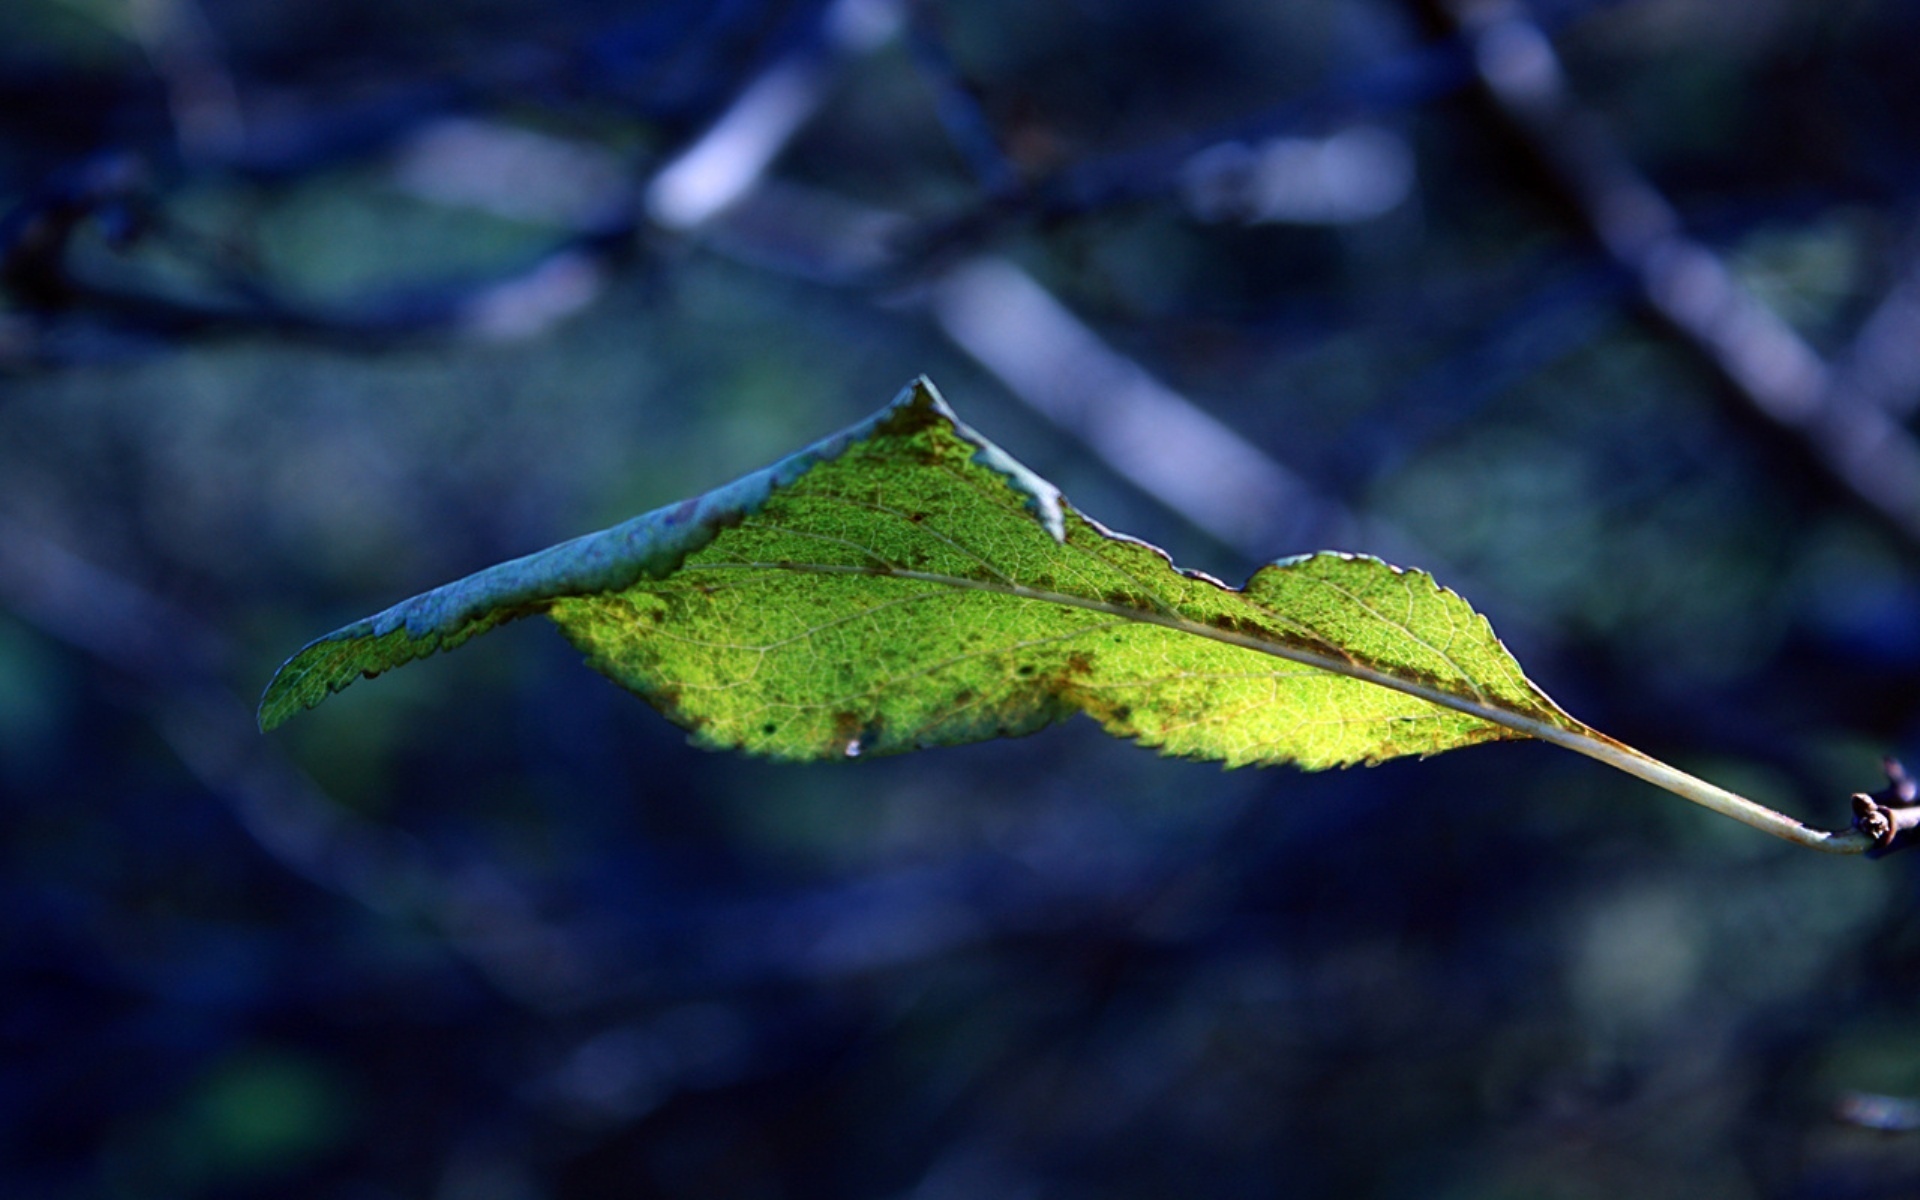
[261,378,1569,761]
[259,378,1868,852]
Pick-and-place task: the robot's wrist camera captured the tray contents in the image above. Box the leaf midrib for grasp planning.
[676,557,1860,847]
[272,556,1857,851]
[678,558,1577,743]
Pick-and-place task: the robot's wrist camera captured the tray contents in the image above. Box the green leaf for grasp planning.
[258,378,1868,852]
[261,376,1580,760]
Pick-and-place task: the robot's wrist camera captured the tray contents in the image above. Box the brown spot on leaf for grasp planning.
[1205,613,1274,640]
[1075,694,1138,734]
[830,709,863,752]
[827,708,887,757]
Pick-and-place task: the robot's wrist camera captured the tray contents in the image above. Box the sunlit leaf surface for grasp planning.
[261,379,1589,768]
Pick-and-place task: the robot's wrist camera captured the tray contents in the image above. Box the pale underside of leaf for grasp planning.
[260,378,1589,771]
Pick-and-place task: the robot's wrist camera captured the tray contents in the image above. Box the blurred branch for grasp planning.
[1427,0,1920,550]
[1836,228,1920,421]
[645,0,903,230]
[1836,1090,1920,1133]
[0,157,642,362]
[884,38,1473,280]
[0,154,154,312]
[926,255,1379,557]
[0,517,605,1010]
[128,0,244,162]
[901,0,1020,196]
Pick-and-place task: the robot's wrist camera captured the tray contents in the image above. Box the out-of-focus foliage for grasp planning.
[7,0,1920,1198]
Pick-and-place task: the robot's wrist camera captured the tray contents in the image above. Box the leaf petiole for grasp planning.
[1532,725,1872,853]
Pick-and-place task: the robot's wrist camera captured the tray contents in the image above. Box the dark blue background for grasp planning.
[5,0,1920,1196]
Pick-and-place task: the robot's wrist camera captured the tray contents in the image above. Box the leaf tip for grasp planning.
[255,673,304,733]
[255,635,345,732]
[255,618,438,732]
[256,700,299,733]
[906,376,1068,544]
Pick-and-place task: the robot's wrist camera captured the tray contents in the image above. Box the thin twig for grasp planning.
[0,517,605,1009]
[1428,0,1920,550]
[901,0,1021,195]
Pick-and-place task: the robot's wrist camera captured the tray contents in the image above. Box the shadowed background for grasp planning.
[5,0,1920,1196]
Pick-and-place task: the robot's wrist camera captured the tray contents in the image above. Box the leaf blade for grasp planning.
[261,378,1587,771]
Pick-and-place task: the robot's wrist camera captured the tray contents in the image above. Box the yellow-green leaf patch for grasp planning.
[261,378,1585,770]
